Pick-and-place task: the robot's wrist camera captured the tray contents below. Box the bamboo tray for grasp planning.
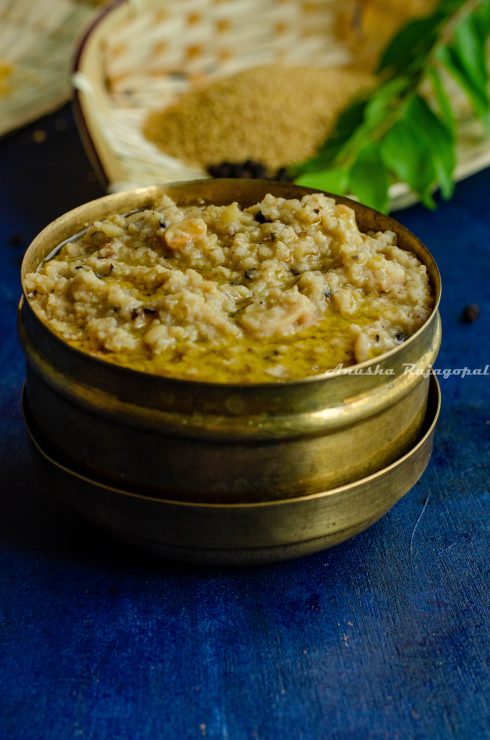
[73,0,490,210]
[0,0,100,137]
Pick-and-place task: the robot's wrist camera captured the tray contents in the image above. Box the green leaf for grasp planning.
[315,99,369,166]
[364,77,410,126]
[294,167,350,195]
[380,118,436,208]
[437,43,490,123]
[407,94,456,198]
[437,0,468,12]
[290,99,369,176]
[476,0,490,35]
[377,16,440,75]
[348,144,390,213]
[451,12,489,98]
[429,67,456,132]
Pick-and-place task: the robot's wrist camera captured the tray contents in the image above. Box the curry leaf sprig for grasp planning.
[290,0,490,212]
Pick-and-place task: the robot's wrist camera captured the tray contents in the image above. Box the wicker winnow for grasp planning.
[0,0,99,137]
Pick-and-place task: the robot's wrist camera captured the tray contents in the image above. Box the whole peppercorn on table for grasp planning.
[0,107,489,739]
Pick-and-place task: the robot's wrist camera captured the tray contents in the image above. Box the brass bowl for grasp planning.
[22,375,440,564]
[19,180,441,515]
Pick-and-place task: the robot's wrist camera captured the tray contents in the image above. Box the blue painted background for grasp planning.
[0,108,489,739]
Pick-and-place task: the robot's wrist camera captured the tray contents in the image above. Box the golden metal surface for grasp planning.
[22,375,441,565]
[19,180,441,503]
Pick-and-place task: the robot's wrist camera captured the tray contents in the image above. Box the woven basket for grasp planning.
[73,0,490,209]
[0,0,98,137]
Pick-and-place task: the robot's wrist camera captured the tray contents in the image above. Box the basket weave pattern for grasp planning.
[0,0,96,136]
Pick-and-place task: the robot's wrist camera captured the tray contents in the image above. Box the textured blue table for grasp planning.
[1,108,489,740]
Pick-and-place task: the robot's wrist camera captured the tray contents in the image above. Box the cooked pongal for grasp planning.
[25,193,433,383]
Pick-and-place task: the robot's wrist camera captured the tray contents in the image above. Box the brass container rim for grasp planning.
[21,180,442,389]
[23,373,441,510]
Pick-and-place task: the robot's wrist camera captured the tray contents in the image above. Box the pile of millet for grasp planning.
[143,64,372,177]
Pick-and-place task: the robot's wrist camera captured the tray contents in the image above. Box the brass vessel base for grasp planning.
[23,376,440,565]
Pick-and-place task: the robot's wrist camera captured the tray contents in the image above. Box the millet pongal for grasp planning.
[24,192,433,383]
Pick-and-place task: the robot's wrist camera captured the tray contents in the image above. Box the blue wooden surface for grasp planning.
[0,108,489,740]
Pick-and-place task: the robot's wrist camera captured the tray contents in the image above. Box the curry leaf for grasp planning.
[303,99,369,171]
[290,85,402,178]
[407,94,456,198]
[437,44,490,122]
[428,67,456,131]
[364,77,410,126]
[451,11,489,93]
[377,17,440,75]
[476,1,490,34]
[348,145,390,213]
[379,119,436,208]
[295,167,350,195]
[438,0,468,10]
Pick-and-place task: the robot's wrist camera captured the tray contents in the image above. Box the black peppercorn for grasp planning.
[275,167,291,182]
[461,304,480,323]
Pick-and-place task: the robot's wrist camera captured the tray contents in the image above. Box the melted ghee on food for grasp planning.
[65,270,382,383]
[69,307,376,383]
